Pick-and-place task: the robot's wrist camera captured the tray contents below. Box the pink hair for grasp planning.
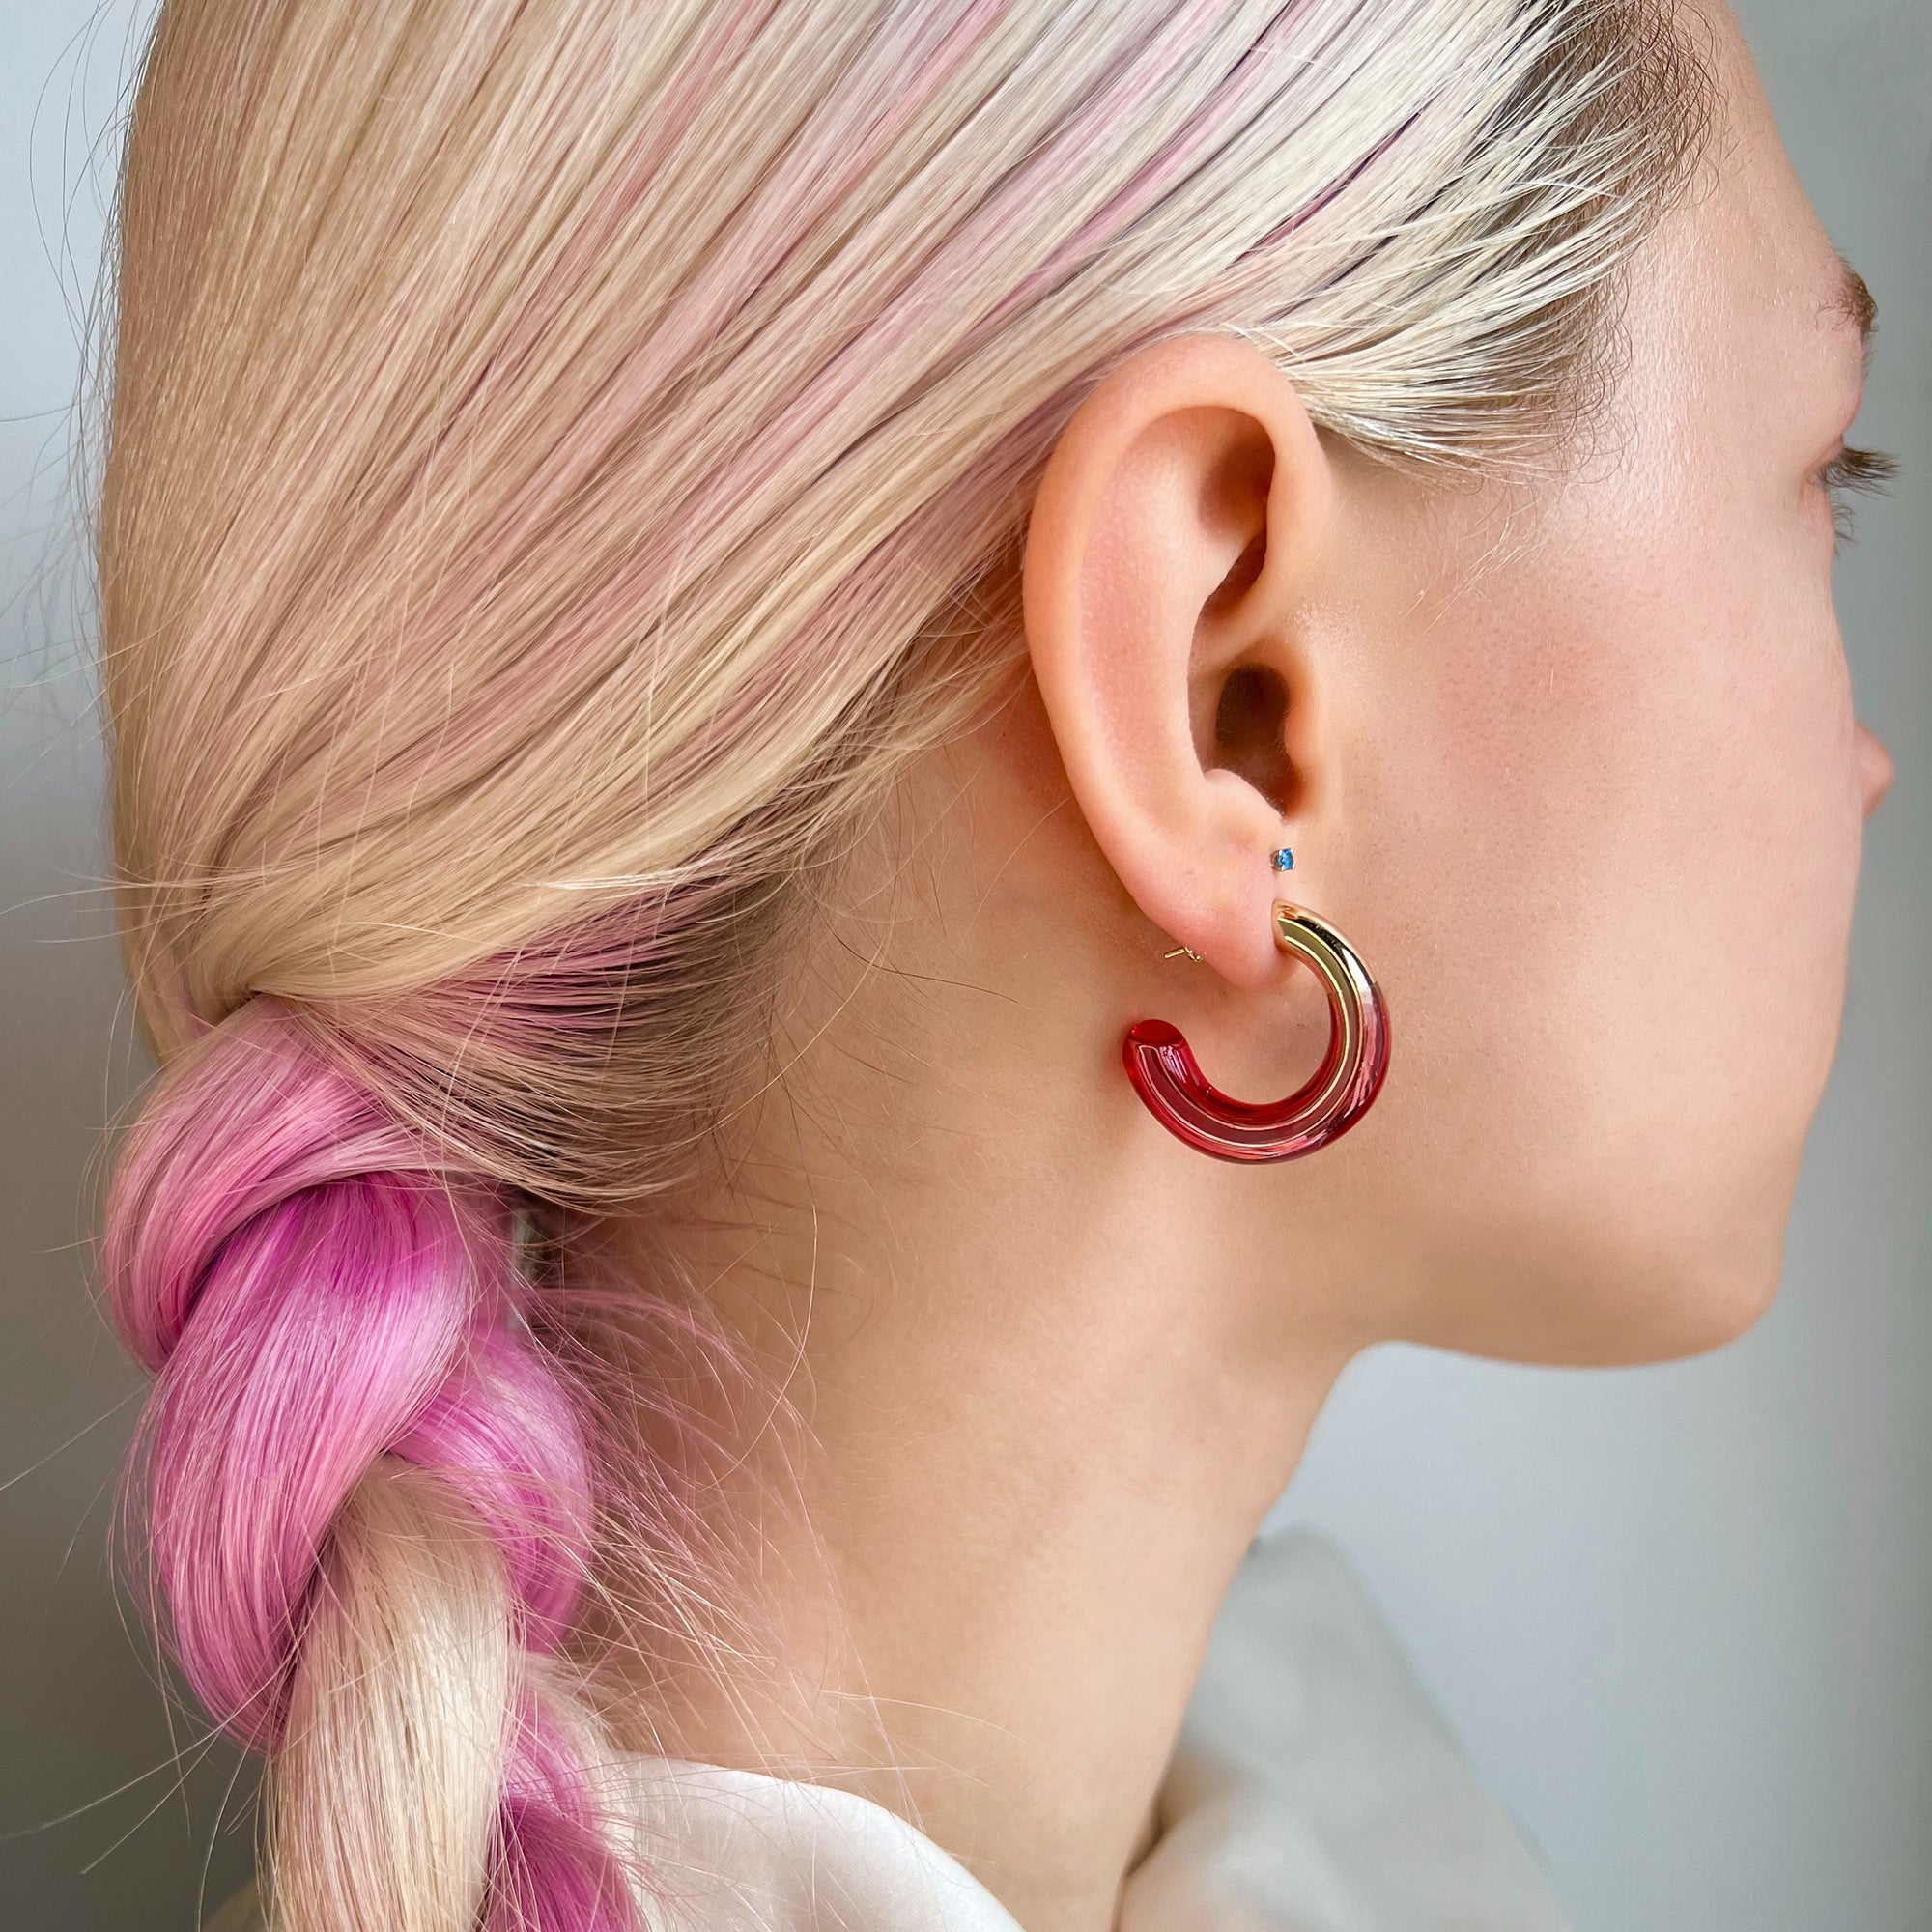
[107,997,638,1927]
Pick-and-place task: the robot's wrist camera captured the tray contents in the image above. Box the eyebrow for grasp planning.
[1827,254,1878,371]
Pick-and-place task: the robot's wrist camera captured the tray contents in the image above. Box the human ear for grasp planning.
[1021,331,1337,992]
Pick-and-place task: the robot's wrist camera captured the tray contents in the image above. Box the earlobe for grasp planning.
[1021,332,1337,991]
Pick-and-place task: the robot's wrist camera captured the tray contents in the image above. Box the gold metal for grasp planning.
[1163,944,1203,962]
[1272,900,1372,1116]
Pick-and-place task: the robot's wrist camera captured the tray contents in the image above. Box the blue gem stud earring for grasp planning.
[1271,846,1294,872]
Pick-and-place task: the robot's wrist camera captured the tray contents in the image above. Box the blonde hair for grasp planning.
[94,2,1710,1927]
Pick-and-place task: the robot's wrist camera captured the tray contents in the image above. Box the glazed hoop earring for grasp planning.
[1123,901,1390,1163]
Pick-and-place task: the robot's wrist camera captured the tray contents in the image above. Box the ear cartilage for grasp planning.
[1271,847,1295,872]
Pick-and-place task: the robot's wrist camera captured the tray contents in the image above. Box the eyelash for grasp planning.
[1818,443,1899,552]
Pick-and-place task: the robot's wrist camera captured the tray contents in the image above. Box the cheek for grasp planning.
[1611,565,1861,1160]
[1352,526,1861,1359]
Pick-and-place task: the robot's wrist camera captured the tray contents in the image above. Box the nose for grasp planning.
[1855,720,1894,818]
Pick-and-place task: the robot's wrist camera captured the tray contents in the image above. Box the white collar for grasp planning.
[615,1531,1575,1931]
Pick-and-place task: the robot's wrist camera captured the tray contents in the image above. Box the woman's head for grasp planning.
[1004,1,1893,1376]
[89,0,1811,1924]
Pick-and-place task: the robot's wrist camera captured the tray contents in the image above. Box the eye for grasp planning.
[1817,443,1898,553]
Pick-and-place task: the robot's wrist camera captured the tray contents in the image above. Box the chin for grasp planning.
[1624,1230,1789,1362]
[1462,1252,1786,1370]
[1578,1088,1824,1362]
[1416,1159,1800,1369]
[1568,1165,1801,1366]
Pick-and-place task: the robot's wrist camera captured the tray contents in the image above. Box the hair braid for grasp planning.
[104,996,639,1931]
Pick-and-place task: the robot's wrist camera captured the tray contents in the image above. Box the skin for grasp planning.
[608,6,1896,1928]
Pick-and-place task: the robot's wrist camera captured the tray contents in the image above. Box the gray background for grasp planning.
[2,2,1925,1926]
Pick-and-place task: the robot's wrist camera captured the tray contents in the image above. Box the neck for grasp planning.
[586,738,1382,1930]
[596,1144,1357,1932]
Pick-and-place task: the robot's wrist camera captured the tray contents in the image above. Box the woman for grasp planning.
[93,0,1894,1927]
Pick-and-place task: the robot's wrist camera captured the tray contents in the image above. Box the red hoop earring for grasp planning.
[1123,902,1389,1163]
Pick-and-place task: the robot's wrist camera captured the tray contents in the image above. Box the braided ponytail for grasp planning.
[105,998,639,1931]
[90,0,1711,1923]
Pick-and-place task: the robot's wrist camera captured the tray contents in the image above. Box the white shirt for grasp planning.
[613,1530,1573,1931]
